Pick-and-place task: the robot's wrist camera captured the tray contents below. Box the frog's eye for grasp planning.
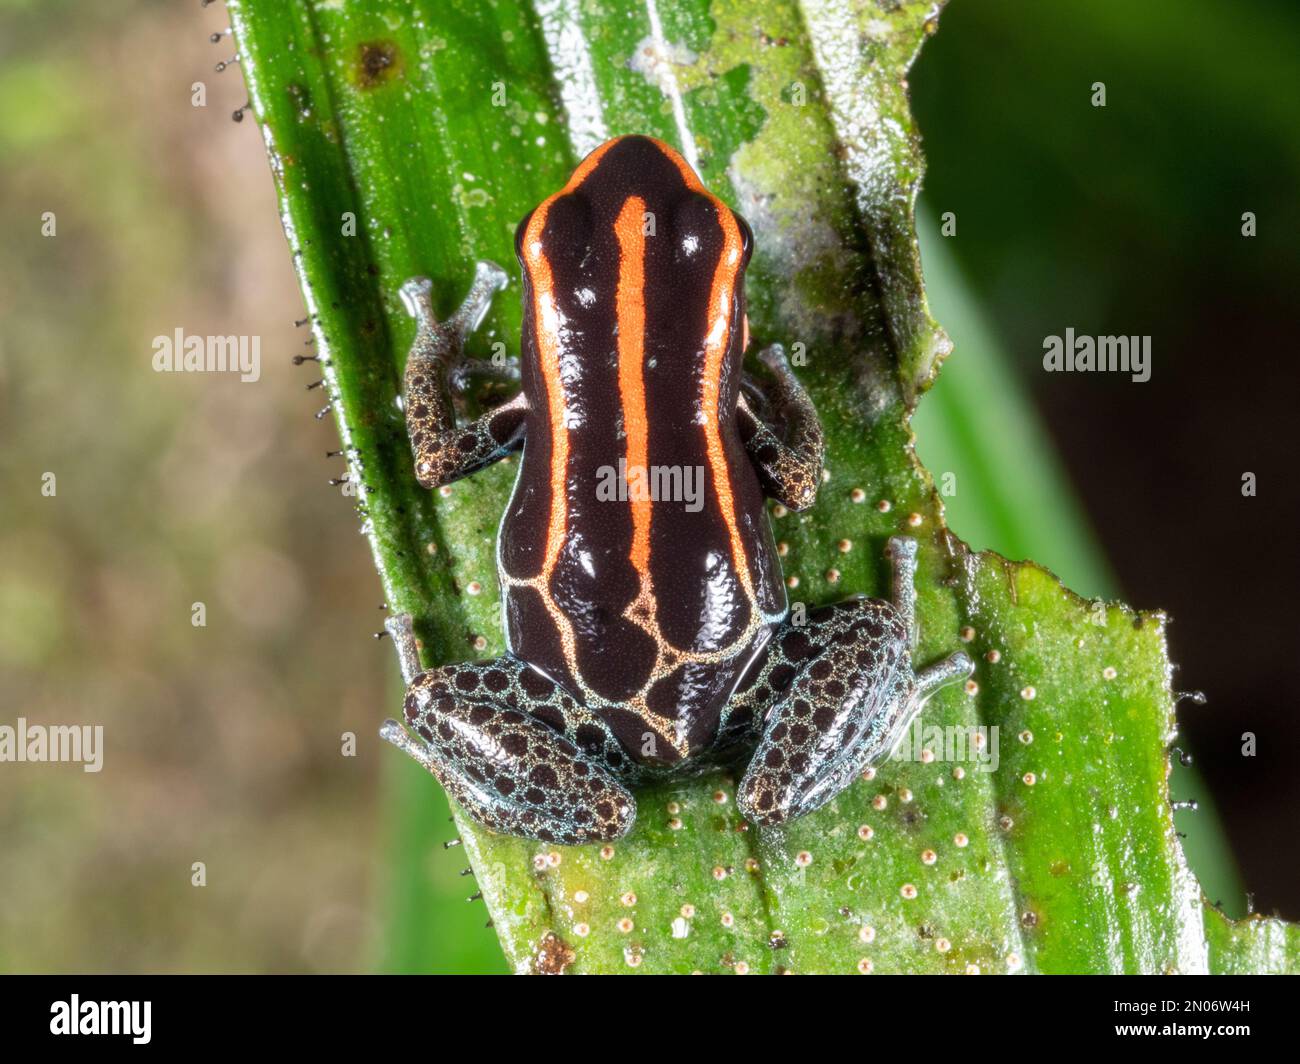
[518,193,593,271]
[731,210,754,267]
[513,208,536,264]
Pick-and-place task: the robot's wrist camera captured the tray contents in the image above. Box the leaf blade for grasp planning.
[230,0,1297,973]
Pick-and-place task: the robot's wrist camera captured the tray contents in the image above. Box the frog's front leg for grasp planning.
[735,537,973,827]
[737,343,826,511]
[399,262,527,488]
[379,615,636,845]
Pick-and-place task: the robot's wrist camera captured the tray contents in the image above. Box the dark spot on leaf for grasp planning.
[356,40,402,89]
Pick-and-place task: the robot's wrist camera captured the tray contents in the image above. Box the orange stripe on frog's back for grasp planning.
[639,138,753,600]
[613,194,651,575]
[519,138,620,583]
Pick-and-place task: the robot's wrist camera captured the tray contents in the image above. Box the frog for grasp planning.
[379,135,973,845]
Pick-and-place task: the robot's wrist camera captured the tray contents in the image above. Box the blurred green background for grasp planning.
[1,0,1295,973]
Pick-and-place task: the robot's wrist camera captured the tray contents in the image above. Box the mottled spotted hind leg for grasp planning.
[399,263,527,488]
[379,616,635,845]
[850,539,974,765]
[735,537,973,827]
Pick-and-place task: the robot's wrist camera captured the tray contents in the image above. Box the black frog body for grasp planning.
[502,135,787,766]
[380,135,973,844]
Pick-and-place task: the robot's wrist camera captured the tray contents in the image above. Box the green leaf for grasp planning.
[229,0,1297,973]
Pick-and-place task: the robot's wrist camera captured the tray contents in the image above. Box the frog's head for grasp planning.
[515,135,754,381]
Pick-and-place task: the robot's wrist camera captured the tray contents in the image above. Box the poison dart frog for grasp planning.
[380,135,972,844]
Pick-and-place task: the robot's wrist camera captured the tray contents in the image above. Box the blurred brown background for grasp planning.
[0,0,417,972]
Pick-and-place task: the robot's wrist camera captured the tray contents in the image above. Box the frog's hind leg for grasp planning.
[379,618,635,845]
[735,539,973,827]
[734,600,907,827]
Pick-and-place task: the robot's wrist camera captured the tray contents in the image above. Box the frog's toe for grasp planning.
[736,768,789,826]
[736,759,847,827]
[389,668,638,845]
